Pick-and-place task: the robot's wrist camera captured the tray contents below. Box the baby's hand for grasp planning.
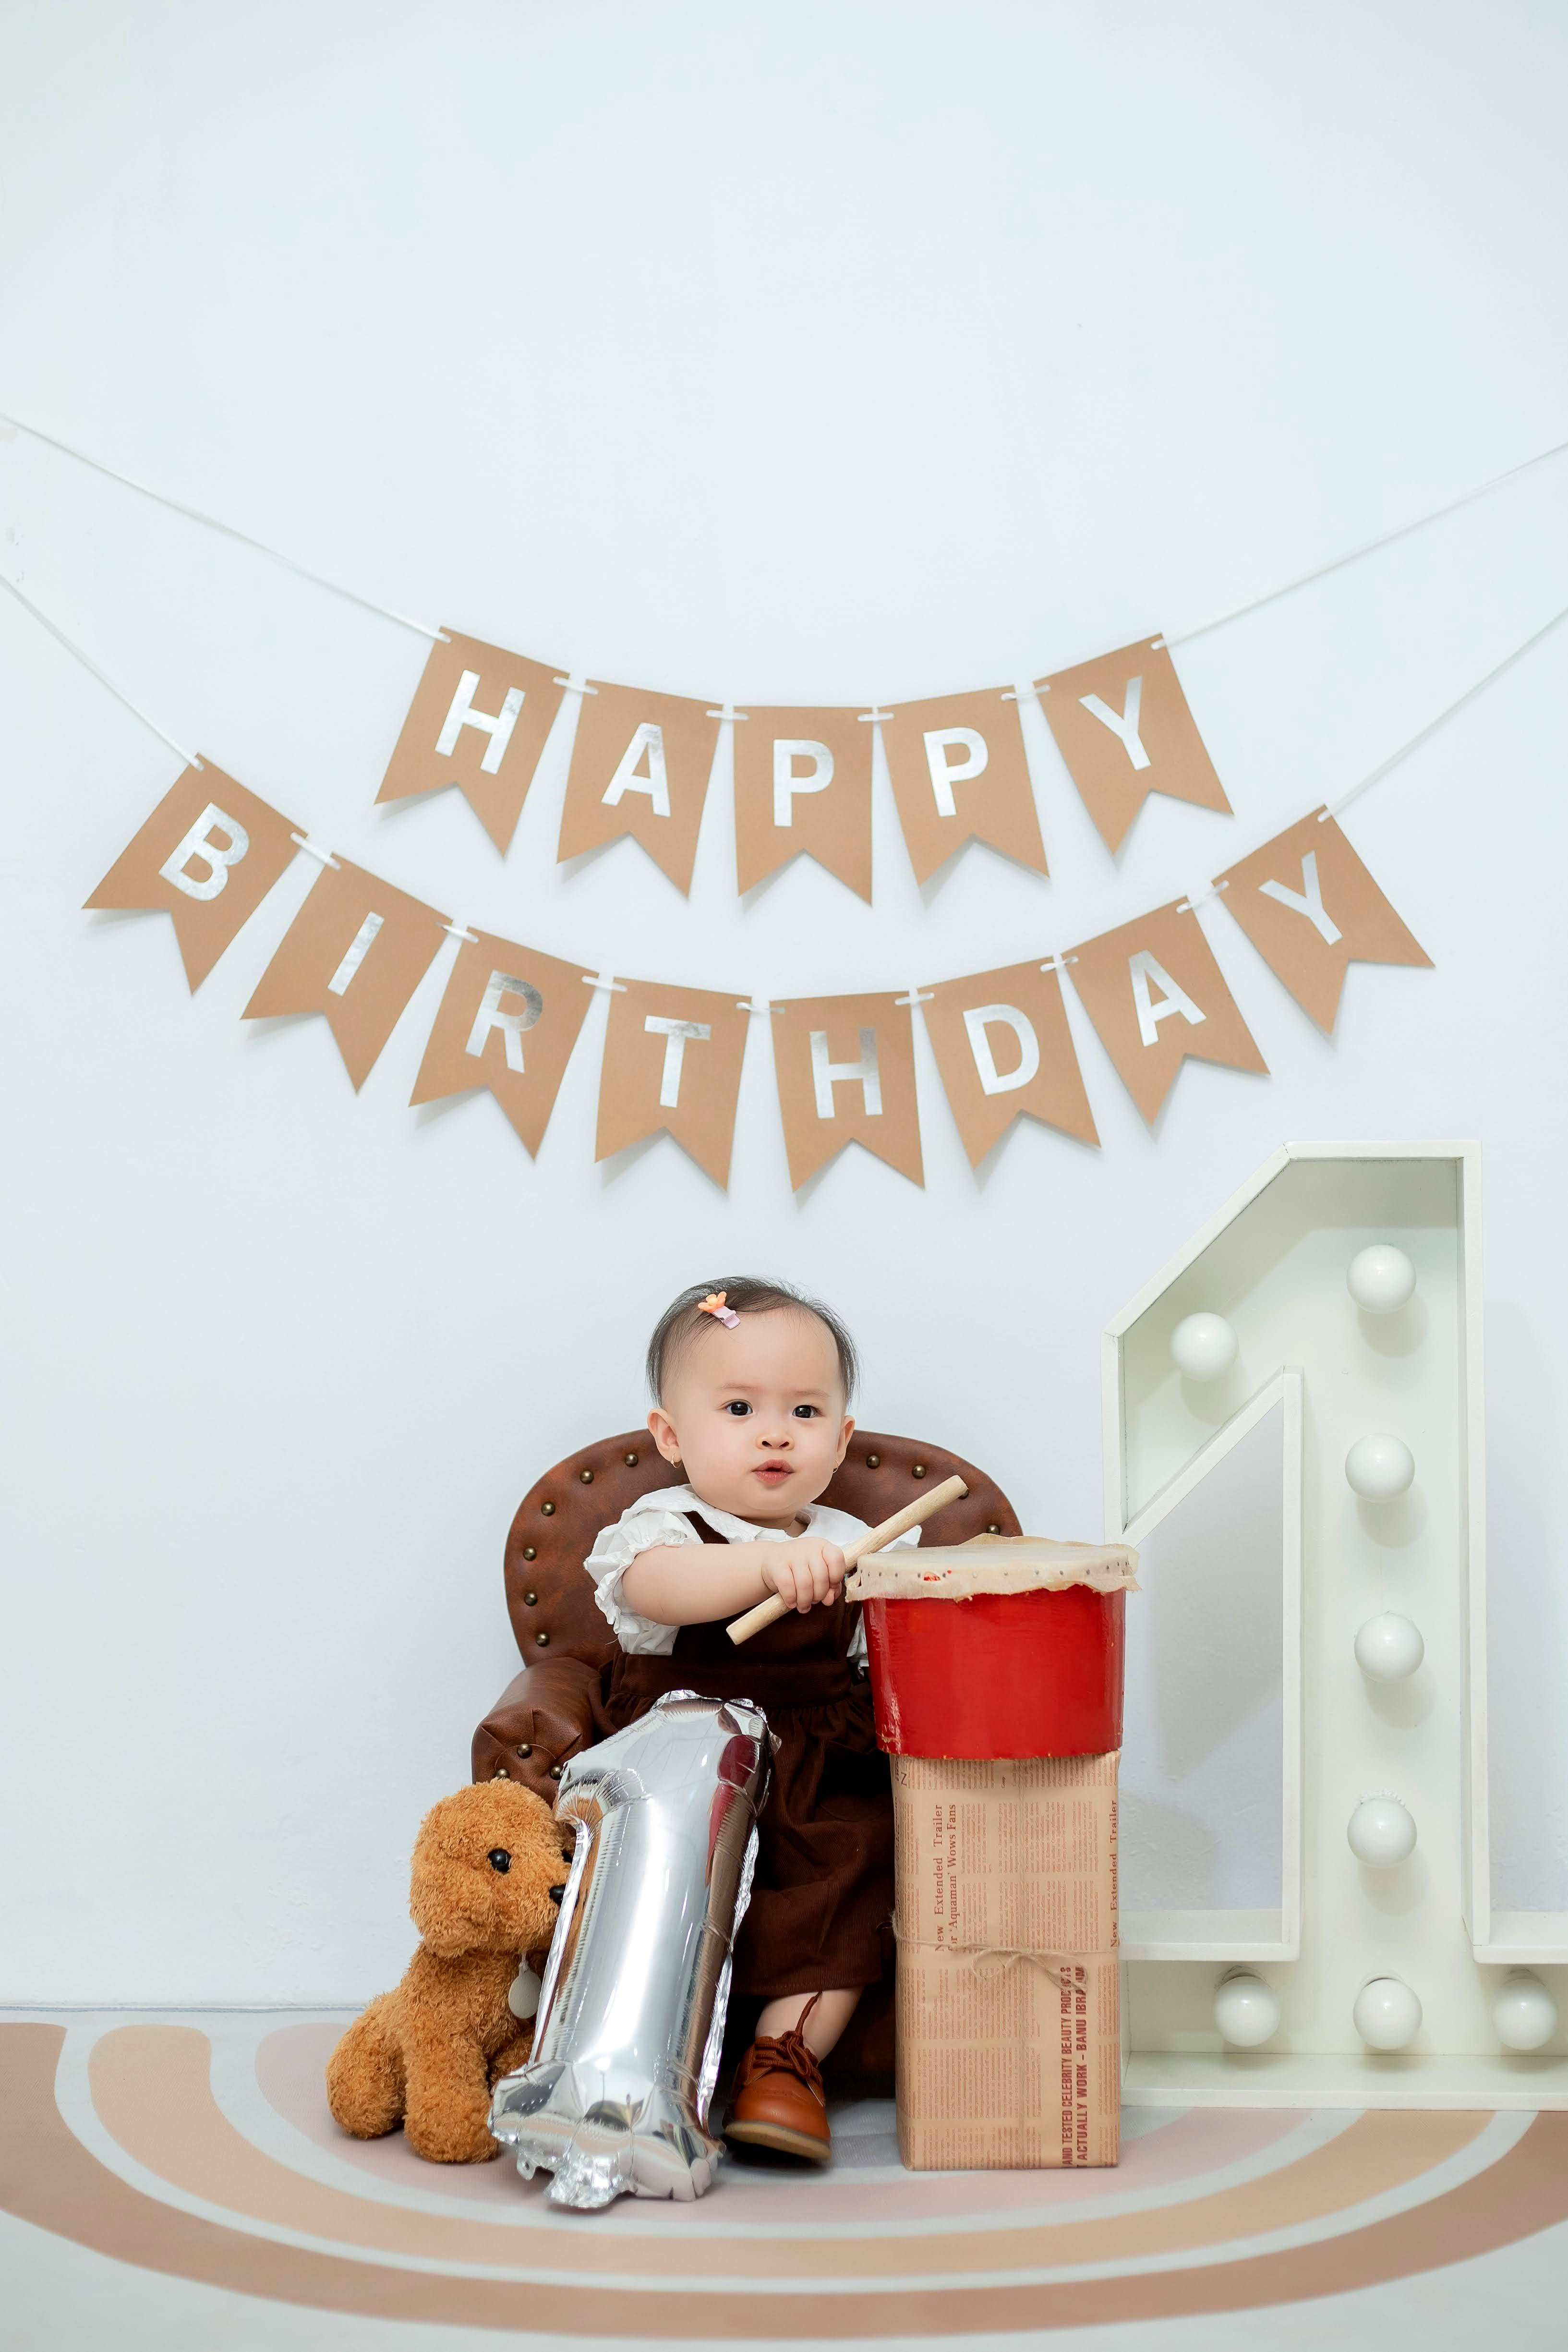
[761,1539,848,1614]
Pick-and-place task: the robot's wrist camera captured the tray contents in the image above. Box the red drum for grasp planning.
[862,1584,1125,1759]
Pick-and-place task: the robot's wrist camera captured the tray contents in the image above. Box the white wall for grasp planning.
[2,0,1566,2001]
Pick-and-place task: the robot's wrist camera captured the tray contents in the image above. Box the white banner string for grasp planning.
[1165,432,1568,650]
[0,411,444,642]
[3,401,1563,679]
[0,574,202,770]
[1168,593,1568,918]
[1321,595,1568,820]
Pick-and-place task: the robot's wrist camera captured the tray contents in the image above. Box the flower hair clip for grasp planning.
[698,1291,740,1329]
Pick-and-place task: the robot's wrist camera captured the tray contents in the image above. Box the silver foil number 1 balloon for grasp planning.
[489,1690,772,2207]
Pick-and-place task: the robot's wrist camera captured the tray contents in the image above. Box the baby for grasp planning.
[585,1274,915,2165]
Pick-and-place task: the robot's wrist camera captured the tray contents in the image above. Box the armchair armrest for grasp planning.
[472,1654,602,1805]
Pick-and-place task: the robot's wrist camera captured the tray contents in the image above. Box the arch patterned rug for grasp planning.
[3,2013,1566,2348]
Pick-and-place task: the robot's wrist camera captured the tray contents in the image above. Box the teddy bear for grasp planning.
[326,1778,573,2162]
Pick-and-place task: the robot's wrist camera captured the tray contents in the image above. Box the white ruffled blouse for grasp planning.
[583,1482,921,1661]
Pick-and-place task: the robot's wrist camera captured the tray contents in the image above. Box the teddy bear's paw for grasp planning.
[405,2115,505,2165]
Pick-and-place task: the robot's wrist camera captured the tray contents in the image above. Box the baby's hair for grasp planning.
[647,1277,858,1404]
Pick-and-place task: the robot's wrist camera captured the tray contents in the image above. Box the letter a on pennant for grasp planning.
[594,978,750,1188]
[410,932,596,1153]
[1213,807,1433,1033]
[769,994,922,1188]
[733,707,874,902]
[1066,900,1266,1126]
[919,958,1098,1166]
[880,689,1048,885]
[556,682,721,895]
[242,857,449,1091]
[1036,639,1232,855]
[376,627,568,856]
[84,762,301,990]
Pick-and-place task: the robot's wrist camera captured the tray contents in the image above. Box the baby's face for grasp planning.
[648,1308,853,1527]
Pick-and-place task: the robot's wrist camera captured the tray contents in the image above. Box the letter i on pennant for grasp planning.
[375,628,568,856]
[1065,900,1266,1126]
[84,762,302,989]
[1036,639,1231,855]
[769,994,923,1188]
[594,979,750,1188]
[1213,807,1432,1032]
[242,857,449,1091]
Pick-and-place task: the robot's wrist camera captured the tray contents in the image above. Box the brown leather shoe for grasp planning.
[725,2023,831,2163]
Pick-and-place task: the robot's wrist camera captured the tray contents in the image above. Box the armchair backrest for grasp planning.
[503,1429,1023,1667]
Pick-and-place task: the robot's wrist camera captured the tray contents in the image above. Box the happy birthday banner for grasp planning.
[377,626,1230,894]
[86,762,1431,1188]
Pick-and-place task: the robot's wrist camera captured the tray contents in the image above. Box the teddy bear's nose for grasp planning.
[548,1884,566,1904]
[486,1848,512,1873]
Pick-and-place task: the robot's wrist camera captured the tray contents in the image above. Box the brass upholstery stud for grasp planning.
[523,1590,538,1607]
[865,1453,880,1467]
[624,1451,639,1466]
[516,1743,532,1759]
[548,1764,563,1781]
[542,1501,556,1515]
[492,1765,510,1778]
[580,1468,594,1483]
[534,1631,550,1647]
[912,1462,928,1478]
[987,1523,1002,1534]
[522,1545,537,1561]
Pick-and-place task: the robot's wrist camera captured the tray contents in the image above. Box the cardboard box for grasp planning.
[892,1749,1120,2169]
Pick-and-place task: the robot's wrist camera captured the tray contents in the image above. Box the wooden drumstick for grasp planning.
[725,1474,968,1646]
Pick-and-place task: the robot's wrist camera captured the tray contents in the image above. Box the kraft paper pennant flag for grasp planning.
[375,626,567,856]
[556,681,720,895]
[733,706,874,902]
[243,856,448,1091]
[920,959,1098,1167]
[410,932,595,1154]
[1067,900,1267,1126]
[881,689,1048,884]
[770,993,923,1189]
[1037,638,1231,856]
[1214,807,1433,1033]
[595,978,750,1188]
[84,762,300,990]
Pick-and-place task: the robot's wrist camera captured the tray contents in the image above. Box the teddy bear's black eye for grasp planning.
[486,1848,511,1873]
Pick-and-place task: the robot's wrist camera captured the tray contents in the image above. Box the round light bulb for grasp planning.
[1491,1972,1558,2052]
[1171,1313,1238,1382]
[1348,1244,1417,1315]
[1213,1971,1279,2048]
[1354,1612,1425,1681]
[1354,1976,1422,2051]
[1346,1433,1415,1499]
[1347,1795,1417,1867]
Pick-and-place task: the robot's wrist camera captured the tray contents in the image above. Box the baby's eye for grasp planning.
[792,1404,820,1419]
[724,1400,752,1417]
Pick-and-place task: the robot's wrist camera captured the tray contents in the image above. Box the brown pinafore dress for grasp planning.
[596,1514,894,2000]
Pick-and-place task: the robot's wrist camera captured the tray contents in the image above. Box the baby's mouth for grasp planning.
[753,1462,792,1481]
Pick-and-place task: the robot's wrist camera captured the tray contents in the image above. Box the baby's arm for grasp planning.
[620,1538,846,1627]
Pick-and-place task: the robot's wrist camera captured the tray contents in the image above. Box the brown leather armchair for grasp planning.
[470,1427,1021,2079]
[473,1427,1020,1803]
